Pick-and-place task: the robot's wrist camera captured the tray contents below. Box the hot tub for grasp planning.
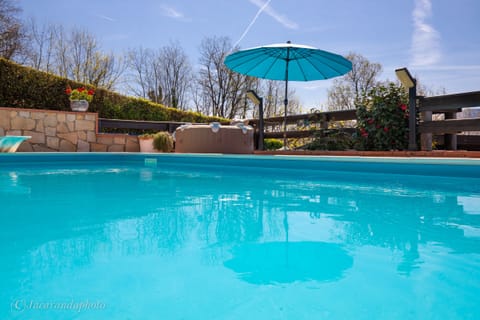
[174,123,254,154]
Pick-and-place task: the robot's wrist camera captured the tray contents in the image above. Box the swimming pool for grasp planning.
[1,153,480,319]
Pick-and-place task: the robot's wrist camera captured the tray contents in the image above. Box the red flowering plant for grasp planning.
[65,86,95,102]
[355,83,411,150]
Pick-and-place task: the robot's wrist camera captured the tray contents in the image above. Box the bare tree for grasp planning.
[0,0,24,59]
[245,80,300,119]
[261,80,281,118]
[197,36,253,119]
[126,43,192,109]
[126,47,156,100]
[158,42,192,110]
[62,28,124,89]
[23,19,61,72]
[191,74,213,115]
[327,52,382,110]
[21,22,124,89]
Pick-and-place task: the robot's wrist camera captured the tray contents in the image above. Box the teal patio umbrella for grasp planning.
[224,41,352,148]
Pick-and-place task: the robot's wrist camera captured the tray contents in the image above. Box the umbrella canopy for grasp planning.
[224,41,352,148]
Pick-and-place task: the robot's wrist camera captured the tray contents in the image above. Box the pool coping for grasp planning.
[2,151,480,166]
[254,150,480,158]
[1,152,480,179]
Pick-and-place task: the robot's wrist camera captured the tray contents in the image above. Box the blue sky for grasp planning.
[18,0,480,108]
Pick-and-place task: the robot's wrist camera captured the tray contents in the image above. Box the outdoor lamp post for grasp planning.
[395,67,417,151]
[246,90,265,150]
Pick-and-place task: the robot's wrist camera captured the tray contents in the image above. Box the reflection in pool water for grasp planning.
[224,242,353,284]
[0,154,479,319]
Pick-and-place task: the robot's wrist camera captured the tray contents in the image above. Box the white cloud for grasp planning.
[411,0,441,66]
[97,14,115,22]
[160,4,184,19]
[249,0,299,30]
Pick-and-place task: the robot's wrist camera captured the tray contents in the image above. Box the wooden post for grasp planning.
[408,86,417,150]
[320,114,328,130]
[420,110,432,151]
[444,112,457,150]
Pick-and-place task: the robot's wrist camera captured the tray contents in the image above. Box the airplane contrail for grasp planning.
[233,0,273,49]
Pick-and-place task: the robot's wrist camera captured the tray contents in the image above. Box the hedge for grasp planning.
[0,58,226,124]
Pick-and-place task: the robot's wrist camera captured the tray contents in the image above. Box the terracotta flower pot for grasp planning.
[138,137,155,153]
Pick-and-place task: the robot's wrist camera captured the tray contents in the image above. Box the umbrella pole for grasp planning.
[283,81,288,150]
[283,46,290,150]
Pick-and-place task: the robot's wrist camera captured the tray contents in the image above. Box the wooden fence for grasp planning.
[98,119,202,134]
[418,91,480,151]
[247,91,480,151]
[247,109,357,139]
[97,90,480,151]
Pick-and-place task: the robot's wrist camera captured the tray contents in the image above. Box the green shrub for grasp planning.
[304,130,354,151]
[356,83,410,151]
[138,133,156,139]
[264,138,283,150]
[153,131,174,152]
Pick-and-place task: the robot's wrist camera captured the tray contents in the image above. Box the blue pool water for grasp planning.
[1,153,480,319]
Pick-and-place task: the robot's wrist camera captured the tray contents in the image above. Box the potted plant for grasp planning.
[138,133,156,153]
[153,131,174,152]
[66,86,95,111]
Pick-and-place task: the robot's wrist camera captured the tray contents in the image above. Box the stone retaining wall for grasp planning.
[0,107,139,152]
